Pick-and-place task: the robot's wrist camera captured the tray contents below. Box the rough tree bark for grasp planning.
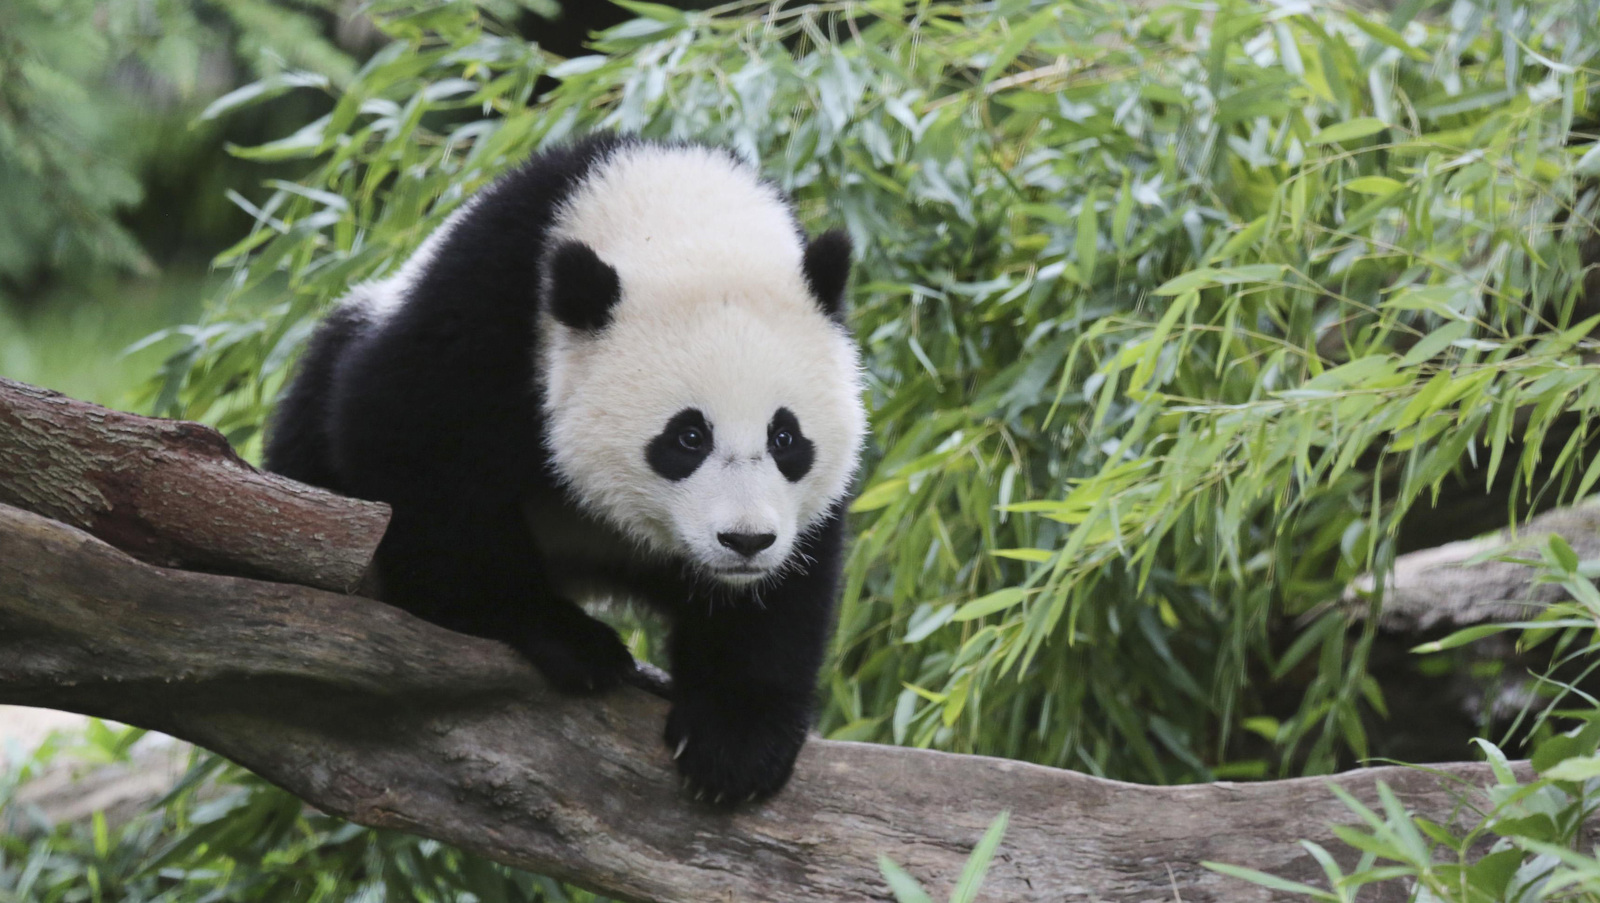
[0,376,389,592]
[0,379,1533,901]
[0,503,1524,902]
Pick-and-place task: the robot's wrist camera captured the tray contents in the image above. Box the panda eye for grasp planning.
[772,429,795,450]
[678,427,705,451]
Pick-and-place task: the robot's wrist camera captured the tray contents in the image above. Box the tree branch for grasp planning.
[0,511,1516,903]
[0,377,389,593]
[0,378,1524,901]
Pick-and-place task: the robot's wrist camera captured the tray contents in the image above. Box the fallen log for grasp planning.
[1321,500,1600,767]
[5,736,193,832]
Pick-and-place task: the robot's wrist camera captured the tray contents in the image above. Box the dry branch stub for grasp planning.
[0,376,389,592]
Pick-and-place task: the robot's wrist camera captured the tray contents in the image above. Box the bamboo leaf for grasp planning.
[1308,117,1389,145]
[952,588,1032,621]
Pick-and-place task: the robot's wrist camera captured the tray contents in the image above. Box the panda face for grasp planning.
[642,404,817,581]
[542,300,864,585]
[535,142,865,586]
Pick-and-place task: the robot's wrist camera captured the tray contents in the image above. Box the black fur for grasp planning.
[802,228,853,320]
[547,240,622,331]
[263,302,370,492]
[263,134,852,806]
[646,408,713,481]
[664,503,846,800]
[767,407,814,482]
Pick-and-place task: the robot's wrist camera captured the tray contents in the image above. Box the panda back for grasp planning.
[267,134,636,504]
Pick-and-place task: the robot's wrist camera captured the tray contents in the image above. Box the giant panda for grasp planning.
[263,134,867,804]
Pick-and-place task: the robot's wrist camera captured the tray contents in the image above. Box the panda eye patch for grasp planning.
[767,407,815,483]
[648,408,713,481]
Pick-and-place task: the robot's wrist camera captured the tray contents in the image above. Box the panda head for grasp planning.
[537,144,866,585]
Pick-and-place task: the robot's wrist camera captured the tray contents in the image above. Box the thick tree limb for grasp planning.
[0,500,1520,902]
[0,378,1543,899]
[0,377,388,592]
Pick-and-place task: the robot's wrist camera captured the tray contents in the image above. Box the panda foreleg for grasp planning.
[661,509,845,804]
[663,602,824,804]
[373,502,637,694]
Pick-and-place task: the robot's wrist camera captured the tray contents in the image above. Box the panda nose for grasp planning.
[718,531,776,557]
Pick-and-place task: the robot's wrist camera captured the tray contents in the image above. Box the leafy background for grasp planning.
[5,0,1600,900]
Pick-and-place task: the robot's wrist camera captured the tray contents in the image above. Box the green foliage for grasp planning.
[1207,745,1600,902]
[148,0,1600,784]
[3,0,1598,898]
[1,728,607,902]
[0,272,207,406]
[1211,541,1600,901]
[0,0,353,296]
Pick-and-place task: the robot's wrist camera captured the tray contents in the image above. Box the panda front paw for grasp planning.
[663,695,808,806]
[517,614,636,694]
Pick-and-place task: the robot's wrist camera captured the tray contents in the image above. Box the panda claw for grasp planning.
[674,737,689,760]
[714,792,725,805]
[745,792,758,803]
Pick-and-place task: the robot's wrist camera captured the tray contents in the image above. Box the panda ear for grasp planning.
[802,228,852,321]
[546,240,621,332]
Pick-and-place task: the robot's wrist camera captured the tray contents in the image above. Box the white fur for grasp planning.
[538,144,867,582]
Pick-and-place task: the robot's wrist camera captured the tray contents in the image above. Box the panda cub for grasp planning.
[264,134,867,804]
